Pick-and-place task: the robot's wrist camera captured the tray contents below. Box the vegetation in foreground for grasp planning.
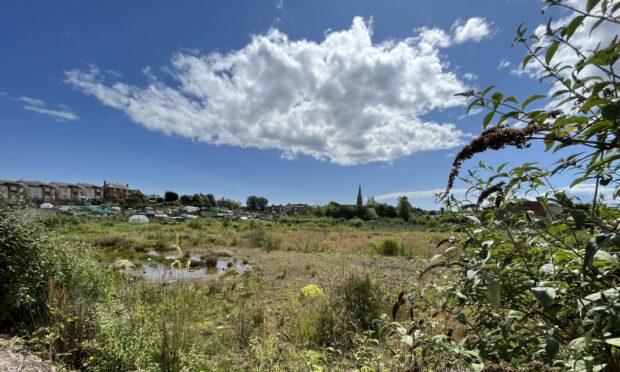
[2,206,454,370]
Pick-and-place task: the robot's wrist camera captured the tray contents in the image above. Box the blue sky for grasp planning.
[0,0,604,208]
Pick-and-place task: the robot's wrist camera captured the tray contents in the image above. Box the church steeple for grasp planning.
[357,185,363,208]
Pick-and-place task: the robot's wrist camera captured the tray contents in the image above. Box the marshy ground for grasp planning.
[39,215,455,370]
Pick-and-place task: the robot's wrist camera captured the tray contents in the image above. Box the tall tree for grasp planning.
[164,191,178,203]
[396,196,411,221]
[246,195,268,211]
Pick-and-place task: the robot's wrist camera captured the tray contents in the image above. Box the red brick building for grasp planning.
[103,181,132,200]
[50,182,82,203]
[0,179,24,200]
[77,183,104,201]
[19,180,55,202]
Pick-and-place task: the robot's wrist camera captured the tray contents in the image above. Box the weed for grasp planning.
[373,238,404,256]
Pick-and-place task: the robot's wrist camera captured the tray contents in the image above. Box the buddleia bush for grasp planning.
[392,1,620,370]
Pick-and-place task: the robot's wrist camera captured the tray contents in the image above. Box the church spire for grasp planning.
[357,184,363,208]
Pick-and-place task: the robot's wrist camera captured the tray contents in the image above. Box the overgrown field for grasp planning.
[2,210,461,371]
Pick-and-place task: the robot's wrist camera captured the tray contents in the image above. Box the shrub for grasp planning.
[373,238,404,256]
[291,273,386,350]
[244,228,281,251]
[0,207,103,331]
[347,218,364,228]
[402,2,620,369]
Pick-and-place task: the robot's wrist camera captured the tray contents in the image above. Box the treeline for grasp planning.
[117,190,241,209]
[305,196,446,224]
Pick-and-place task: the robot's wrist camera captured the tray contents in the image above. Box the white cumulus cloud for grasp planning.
[66,17,471,165]
[452,17,492,44]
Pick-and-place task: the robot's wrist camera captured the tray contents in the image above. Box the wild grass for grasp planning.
[59,218,444,258]
[7,209,452,370]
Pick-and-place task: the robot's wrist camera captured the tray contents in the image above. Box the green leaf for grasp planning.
[521,94,546,110]
[492,92,504,108]
[483,111,495,128]
[481,85,496,97]
[586,0,601,12]
[593,250,619,265]
[569,208,587,229]
[522,54,533,69]
[545,41,560,64]
[531,287,556,308]
[467,99,481,114]
[605,337,620,347]
[601,102,620,122]
[570,175,590,188]
[487,280,501,311]
[504,96,518,104]
[563,16,585,40]
[465,215,481,225]
[402,335,414,347]
[545,337,560,363]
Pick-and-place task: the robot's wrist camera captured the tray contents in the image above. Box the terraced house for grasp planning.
[19,180,55,202]
[0,179,24,200]
[50,182,82,203]
[77,183,104,200]
[103,181,133,200]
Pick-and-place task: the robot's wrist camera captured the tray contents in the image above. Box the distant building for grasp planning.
[357,185,363,208]
[19,180,55,202]
[77,183,104,200]
[265,204,285,214]
[50,182,82,202]
[103,181,132,200]
[0,179,24,200]
[284,203,308,215]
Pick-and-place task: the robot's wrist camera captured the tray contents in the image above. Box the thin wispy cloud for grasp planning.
[498,59,511,69]
[374,188,468,202]
[66,17,484,165]
[14,96,79,121]
[463,72,478,81]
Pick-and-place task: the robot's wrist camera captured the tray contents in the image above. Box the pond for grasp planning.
[122,252,248,280]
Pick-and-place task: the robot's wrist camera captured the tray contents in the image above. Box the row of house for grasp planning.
[264,203,308,215]
[0,179,138,203]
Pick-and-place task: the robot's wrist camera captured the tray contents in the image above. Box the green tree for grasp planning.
[396,196,411,221]
[206,193,216,207]
[179,195,191,205]
[246,195,269,211]
[164,191,178,203]
[120,191,149,208]
[216,198,240,210]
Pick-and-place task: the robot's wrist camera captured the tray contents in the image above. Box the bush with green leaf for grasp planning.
[392,1,620,370]
[373,238,405,256]
[0,207,104,331]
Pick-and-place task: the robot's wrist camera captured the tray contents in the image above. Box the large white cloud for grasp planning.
[66,17,474,165]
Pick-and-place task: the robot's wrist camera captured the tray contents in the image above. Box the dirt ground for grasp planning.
[0,335,55,372]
